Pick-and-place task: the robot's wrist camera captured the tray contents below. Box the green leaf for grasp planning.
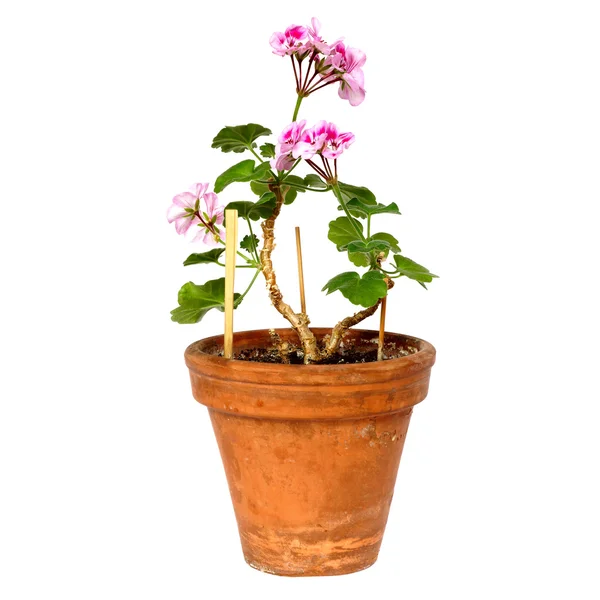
[240,234,260,253]
[393,255,438,288]
[338,182,377,205]
[348,252,370,267]
[346,234,400,266]
[259,143,276,158]
[170,305,210,324]
[224,195,276,222]
[283,175,306,190]
[339,198,401,218]
[280,175,305,205]
[371,232,401,254]
[328,216,364,250]
[250,180,271,197]
[183,248,225,266]
[171,278,241,324]
[304,174,327,189]
[346,239,392,254]
[322,271,388,307]
[212,124,272,153]
[281,186,298,205]
[214,160,271,193]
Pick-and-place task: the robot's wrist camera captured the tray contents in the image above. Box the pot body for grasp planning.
[185,328,435,576]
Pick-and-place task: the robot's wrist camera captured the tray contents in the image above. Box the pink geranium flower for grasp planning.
[269,25,309,57]
[325,42,366,106]
[272,120,306,171]
[292,122,327,159]
[306,18,334,55]
[167,183,224,246]
[292,121,354,160]
[319,121,355,159]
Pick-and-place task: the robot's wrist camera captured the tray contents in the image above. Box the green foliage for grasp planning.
[280,175,306,205]
[240,234,260,253]
[346,239,391,253]
[339,198,401,219]
[371,232,400,253]
[304,174,327,189]
[250,180,271,196]
[346,233,400,266]
[171,278,241,324]
[259,143,276,158]
[322,271,388,307]
[183,248,225,266]
[327,216,364,250]
[211,124,272,153]
[348,251,370,268]
[393,255,438,288]
[338,182,377,205]
[214,160,271,193]
[224,193,276,222]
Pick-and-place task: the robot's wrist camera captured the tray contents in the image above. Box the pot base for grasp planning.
[244,555,378,577]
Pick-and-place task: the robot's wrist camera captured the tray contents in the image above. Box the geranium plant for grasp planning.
[168,18,437,364]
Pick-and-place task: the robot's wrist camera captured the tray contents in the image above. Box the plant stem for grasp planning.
[331,182,366,241]
[292,94,303,121]
[291,56,299,90]
[283,182,331,192]
[234,268,261,307]
[217,237,256,266]
[367,214,371,238]
[245,217,260,262]
[280,158,302,180]
[249,147,277,181]
[260,185,321,362]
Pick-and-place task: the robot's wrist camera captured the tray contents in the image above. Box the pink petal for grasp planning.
[292,141,318,160]
[166,204,185,223]
[310,17,321,36]
[345,46,367,71]
[202,191,220,217]
[171,191,196,209]
[285,25,308,41]
[269,32,286,56]
[189,182,209,198]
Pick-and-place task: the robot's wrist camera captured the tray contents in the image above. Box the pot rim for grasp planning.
[185,328,436,419]
[185,327,435,376]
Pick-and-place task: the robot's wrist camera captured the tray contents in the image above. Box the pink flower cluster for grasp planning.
[167,183,224,246]
[270,18,366,107]
[273,120,355,179]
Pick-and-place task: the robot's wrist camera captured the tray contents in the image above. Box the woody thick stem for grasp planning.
[325,277,395,356]
[260,186,322,363]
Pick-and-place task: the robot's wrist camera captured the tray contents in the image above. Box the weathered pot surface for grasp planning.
[185,328,436,576]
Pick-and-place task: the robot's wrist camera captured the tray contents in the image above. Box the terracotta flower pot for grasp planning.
[184,328,436,576]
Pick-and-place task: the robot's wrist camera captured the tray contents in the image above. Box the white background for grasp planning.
[1,0,599,598]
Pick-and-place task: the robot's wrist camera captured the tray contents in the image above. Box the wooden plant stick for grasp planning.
[377,296,387,361]
[224,209,238,359]
[295,226,307,314]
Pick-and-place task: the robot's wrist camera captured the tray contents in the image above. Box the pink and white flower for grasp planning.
[306,18,334,55]
[272,120,306,171]
[167,183,224,246]
[325,42,366,106]
[292,121,355,160]
[269,25,309,57]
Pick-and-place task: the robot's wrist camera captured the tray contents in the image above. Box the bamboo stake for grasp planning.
[377,296,387,361]
[295,226,307,314]
[224,209,238,359]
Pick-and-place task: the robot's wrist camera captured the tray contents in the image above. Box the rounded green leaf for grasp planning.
[328,216,364,250]
[214,160,271,193]
[212,124,272,153]
[322,271,388,307]
[183,248,225,266]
